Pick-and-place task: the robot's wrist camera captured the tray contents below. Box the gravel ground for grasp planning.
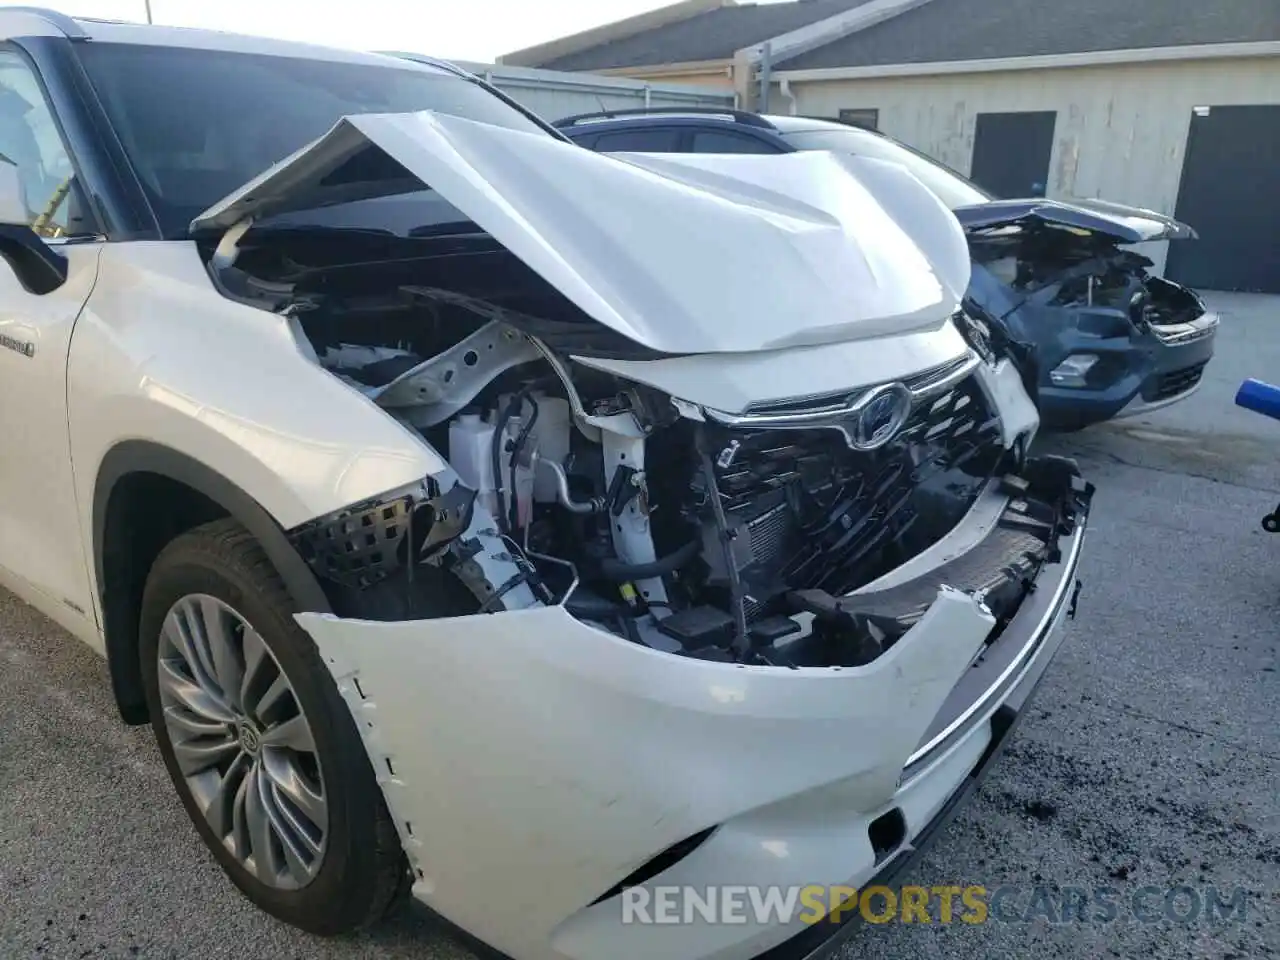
[1,293,1277,959]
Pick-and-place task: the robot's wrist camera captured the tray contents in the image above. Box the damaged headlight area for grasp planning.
[286,475,496,619]
[1049,354,1100,388]
[220,201,1085,670]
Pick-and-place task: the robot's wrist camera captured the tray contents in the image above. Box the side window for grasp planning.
[0,50,92,237]
[591,127,681,152]
[689,130,780,154]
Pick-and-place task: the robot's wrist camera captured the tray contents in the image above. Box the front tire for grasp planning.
[139,518,408,935]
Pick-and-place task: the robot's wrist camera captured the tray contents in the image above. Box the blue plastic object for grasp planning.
[1236,379,1280,531]
[1235,378,1280,422]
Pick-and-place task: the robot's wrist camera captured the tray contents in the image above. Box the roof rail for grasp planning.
[379,51,472,78]
[0,6,89,39]
[553,106,776,129]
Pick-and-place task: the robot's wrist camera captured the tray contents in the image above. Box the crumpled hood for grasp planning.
[953,197,1196,244]
[191,111,971,355]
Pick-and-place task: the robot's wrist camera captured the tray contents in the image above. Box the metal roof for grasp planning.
[778,0,1280,70]
[535,0,875,71]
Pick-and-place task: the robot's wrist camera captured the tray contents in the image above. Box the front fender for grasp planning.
[69,240,447,605]
[91,440,332,614]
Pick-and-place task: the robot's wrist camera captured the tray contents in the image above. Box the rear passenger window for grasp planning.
[690,130,779,154]
[591,128,681,152]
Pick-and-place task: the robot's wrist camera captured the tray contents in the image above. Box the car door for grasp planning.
[0,47,102,631]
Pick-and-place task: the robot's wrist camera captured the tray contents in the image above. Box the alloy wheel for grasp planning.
[156,594,328,890]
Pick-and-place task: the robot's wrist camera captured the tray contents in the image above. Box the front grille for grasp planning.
[1151,361,1206,401]
[687,375,1004,614]
[1153,323,1215,345]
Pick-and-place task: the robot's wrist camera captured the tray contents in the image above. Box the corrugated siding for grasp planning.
[778,56,1280,272]
[455,61,733,122]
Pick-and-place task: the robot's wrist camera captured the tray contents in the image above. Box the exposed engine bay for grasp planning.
[968,220,1210,339]
[209,214,1088,670]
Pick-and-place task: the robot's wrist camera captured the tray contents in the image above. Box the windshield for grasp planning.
[781,127,991,210]
[74,42,552,237]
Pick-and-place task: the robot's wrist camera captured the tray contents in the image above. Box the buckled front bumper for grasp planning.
[296,458,1093,960]
[1040,311,1219,428]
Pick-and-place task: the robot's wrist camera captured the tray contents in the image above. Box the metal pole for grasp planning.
[757,42,772,113]
[144,1,153,23]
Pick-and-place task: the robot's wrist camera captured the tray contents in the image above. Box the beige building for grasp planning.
[502,0,1280,292]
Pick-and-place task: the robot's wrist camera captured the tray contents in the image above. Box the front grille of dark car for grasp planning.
[1151,361,1207,401]
[688,375,1005,615]
[1153,323,1215,345]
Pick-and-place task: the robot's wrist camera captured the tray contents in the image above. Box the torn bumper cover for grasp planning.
[296,459,1092,960]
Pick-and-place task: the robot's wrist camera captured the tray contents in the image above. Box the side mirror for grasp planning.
[0,158,67,295]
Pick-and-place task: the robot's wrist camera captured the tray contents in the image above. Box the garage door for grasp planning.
[969,111,1056,199]
[1165,104,1280,293]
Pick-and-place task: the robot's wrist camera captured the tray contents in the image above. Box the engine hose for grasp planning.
[509,392,540,532]
[491,390,530,537]
[490,379,556,536]
[598,539,700,581]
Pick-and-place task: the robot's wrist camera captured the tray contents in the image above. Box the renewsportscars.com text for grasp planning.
[620,884,1249,926]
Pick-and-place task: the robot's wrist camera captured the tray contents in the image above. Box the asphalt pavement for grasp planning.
[1,293,1277,959]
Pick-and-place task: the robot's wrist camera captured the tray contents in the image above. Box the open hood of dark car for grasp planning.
[952,197,1196,244]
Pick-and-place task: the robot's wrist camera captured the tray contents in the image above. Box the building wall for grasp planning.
[454,61,733,122]
[599,64,737,90]
[777,56,1280,272]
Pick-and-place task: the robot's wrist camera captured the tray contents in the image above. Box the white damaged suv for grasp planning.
[0,11,1093,960]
